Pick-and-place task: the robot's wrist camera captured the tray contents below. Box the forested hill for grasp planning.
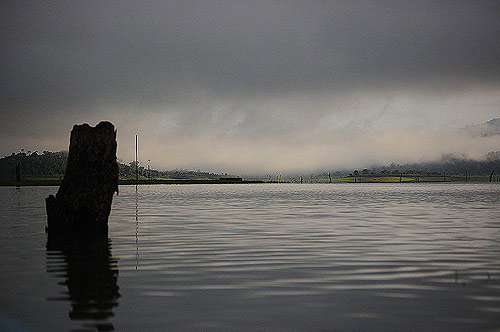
[0,151,220,180]
[0,151,67,179]
[368,151,500,176]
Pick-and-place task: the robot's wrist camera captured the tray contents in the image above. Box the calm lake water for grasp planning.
[1,183,499,332]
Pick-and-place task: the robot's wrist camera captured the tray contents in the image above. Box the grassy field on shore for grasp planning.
[334,175,497,183]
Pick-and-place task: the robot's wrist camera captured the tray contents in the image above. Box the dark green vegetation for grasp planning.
[0,150,221,183]
[0,151,67,180]
[0,151,258,186]
[118,162,220,180]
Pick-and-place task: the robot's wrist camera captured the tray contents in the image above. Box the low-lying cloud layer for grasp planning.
[1,1,499,173]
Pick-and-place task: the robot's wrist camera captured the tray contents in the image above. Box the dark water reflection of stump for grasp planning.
[46,233,120,332]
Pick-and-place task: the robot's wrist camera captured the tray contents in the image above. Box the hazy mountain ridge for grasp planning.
[368,151,500,176]
[462,118,500,137]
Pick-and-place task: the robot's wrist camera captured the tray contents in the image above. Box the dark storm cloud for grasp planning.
[2,1,500,107]
[1,1,499,171]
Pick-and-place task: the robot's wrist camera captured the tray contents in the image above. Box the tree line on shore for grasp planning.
[0,150,219,180]
[340,152,500,179]
[1,150,498,181]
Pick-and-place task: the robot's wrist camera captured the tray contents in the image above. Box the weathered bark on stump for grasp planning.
[46,122,118,234]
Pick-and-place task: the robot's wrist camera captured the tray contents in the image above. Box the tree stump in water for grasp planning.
[46,122,119,234]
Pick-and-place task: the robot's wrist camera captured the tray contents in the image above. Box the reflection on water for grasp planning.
[46,233,120,331]
[135,184,139,270]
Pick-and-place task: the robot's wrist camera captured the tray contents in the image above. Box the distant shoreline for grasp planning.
[0,175,497,186]
[0,178,265,186]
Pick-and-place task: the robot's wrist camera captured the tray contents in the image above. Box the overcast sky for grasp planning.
[1,1,499,173]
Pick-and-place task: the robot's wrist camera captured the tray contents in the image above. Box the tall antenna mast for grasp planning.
[135,134,138,181]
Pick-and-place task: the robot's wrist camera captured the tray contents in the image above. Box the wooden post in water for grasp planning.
[465,170,468,182]
[489,170,495,182]
[399,173,402,183]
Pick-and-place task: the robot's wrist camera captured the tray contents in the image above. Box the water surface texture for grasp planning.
[1,184,499,331]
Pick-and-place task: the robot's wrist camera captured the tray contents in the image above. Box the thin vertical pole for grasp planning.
[135,135,138,181]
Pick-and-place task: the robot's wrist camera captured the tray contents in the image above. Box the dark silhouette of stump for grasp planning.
[46,122,118,234]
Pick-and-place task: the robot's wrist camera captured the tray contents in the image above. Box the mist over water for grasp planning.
[1,183,499,331]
